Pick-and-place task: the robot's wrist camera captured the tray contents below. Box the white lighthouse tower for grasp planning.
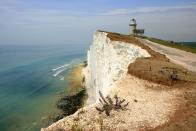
[129,18,137,35]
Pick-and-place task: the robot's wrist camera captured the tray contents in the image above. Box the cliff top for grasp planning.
[96,30,196,83]
[42,30,196,131]
[98,30,196,54]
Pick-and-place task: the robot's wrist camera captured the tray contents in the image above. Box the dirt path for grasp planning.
[141,39,196,72]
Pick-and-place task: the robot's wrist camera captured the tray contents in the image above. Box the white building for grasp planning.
[129,18,144,36]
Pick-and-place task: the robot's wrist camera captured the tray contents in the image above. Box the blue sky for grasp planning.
[0,0,196,45]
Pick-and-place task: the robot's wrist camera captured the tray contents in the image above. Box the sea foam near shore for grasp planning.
[52,59,84,80]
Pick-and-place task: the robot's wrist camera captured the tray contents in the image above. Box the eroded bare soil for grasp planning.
[107,32,196,131]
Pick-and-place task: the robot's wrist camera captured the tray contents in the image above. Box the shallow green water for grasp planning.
[0,44,88,131]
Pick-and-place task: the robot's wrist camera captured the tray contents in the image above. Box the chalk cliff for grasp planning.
[84,31,150,104]
[42,30,196,131]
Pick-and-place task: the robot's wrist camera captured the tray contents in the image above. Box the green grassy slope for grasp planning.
[146,37,196,54]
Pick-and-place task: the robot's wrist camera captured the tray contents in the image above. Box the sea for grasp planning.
[0,44,88,131]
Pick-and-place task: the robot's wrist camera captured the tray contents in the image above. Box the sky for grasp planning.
[0,0,196,45]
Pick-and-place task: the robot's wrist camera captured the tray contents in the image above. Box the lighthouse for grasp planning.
[129,18,144,36]
[129,18,137,35]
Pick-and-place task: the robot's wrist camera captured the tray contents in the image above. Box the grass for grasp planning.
[147,37,196,54]
[100,30,196,54]
[105,31,196,54]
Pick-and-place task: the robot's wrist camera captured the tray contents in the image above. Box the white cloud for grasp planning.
[0,0,22,11]
[101,3,196,15]
[0,1,196,44]
[101,8,130,15]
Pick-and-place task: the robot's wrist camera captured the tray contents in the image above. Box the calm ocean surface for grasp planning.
[0,44,88,131]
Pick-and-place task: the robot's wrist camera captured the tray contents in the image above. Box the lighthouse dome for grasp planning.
[129,18,137,26]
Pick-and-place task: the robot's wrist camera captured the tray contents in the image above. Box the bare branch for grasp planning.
[96,107,104,112]
[96,91,129,116]
[106,96,113,105]
[99,91,109,105]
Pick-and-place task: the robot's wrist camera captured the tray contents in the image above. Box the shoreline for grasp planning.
[66,63,86,95]
[47,62,87,125]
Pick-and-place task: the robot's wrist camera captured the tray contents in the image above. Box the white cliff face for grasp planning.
[84,31,150,104]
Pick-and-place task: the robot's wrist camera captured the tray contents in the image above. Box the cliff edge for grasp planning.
[42,31,196,131]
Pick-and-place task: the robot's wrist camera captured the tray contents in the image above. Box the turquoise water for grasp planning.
[0,44,88,131]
